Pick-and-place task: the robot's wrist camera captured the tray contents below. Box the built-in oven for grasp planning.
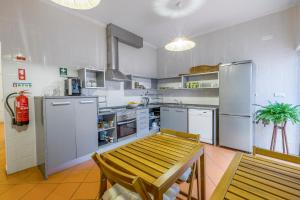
[116,109,137,141]
[117,118,136,140]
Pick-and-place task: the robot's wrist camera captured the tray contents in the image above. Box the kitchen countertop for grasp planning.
[158,103,219,110]
[99,103,218,113]
[44,96,98,99]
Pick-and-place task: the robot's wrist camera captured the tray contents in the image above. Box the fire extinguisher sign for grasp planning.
[18,68,26,80]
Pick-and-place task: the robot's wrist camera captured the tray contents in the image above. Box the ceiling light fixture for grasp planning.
[153,0,207,18]
[165,37,196,51]
[51,0,101,10]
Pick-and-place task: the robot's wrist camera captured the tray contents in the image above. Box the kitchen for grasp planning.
[0,0,300,199]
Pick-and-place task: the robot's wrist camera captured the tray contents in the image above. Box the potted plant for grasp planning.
[256,102,300,154]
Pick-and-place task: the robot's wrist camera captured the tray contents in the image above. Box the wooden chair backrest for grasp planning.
[160,128,200,142]
[253,146,300,165]
[91,153,152,200]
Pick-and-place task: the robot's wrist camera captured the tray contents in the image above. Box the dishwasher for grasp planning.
[188,109,213,144]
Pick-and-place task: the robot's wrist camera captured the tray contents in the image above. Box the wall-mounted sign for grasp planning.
[59,68,68,77]
[13,82,32,88]
[18,68,26,80]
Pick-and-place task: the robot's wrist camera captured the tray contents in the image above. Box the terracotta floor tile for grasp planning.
[21,184,58,200]
[84,169,100,183]
[63,170,90,183]
[205,176,216,200]
[0,124,236,200]
[0,184,15,195]
[71,160,95,172]
[24,170,45,183]
[0,184,36,199]
[205,156,225,185]
[44,170,72,184]
[0,170,32,184]
[71,182,99,199]
[46,183,81,200]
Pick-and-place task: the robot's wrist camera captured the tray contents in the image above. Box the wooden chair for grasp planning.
[92,152,152,200]
[253,146,300,164]
[160,128,200,142]
[92,152,180,200]
[160,128,201,200]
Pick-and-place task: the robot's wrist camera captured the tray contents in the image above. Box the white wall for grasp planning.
[158,7,300,155]
[0,43,3,122]
[296,3,300,50]
[0,0,157,173]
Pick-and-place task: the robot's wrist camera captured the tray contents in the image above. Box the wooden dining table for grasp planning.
[210,147,300,200]
[100,132,205,200]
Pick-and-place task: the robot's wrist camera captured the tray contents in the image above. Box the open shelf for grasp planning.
[78,68,105,89]
[98,127,115,132]
[149,116,160,120]
[157,76,182,90]
[124,75,158,90]
[182,72,219,89]
[98,112,117,147]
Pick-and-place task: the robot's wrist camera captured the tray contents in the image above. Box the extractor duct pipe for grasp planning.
[106,24,143,81]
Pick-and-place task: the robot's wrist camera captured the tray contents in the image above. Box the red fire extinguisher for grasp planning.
[6,91,29,126]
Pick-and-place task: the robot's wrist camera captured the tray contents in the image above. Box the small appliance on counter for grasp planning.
[65,77,81,96]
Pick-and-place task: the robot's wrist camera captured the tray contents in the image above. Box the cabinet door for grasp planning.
[75,98,98,157]
[45,99,76,170]
[137,109,149,136]
[160,107,171,129]
[170,108,188,132]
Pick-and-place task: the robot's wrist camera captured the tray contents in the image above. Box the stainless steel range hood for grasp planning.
[106,24,143,81]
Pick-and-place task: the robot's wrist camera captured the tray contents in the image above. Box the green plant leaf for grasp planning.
[255,102,300,125]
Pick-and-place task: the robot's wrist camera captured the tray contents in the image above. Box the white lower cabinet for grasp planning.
[40,97,98,177]
[188,109,213,144]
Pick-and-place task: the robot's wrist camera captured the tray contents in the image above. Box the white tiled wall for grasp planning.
[0,0,157,174]
[295,3,300,50]
[158,6,300,155]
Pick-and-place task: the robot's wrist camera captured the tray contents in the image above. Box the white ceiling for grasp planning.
[49,0,299,48]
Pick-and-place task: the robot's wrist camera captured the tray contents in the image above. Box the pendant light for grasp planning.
[51,0,101,10]
[165,37,196,51]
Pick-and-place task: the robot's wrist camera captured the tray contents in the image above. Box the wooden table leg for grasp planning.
[154,191,163,200]
[200,153,205,200]
[196,159,201,200]
[98,171,107,199]
[188,163,197,200]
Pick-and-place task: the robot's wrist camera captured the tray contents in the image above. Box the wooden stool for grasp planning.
[270,121,289,154]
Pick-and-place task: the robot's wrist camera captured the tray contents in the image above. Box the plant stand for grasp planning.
[270,122,289,154]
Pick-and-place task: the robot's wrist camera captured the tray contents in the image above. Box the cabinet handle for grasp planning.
[162,109,169,111]
[52,102,71,106]
[80,100,94,104]
[176,110,185,112]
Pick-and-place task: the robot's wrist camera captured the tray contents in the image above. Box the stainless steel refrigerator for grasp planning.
[219,60,255,152]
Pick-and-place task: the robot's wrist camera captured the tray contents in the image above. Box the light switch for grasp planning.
[274,93,286,98]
